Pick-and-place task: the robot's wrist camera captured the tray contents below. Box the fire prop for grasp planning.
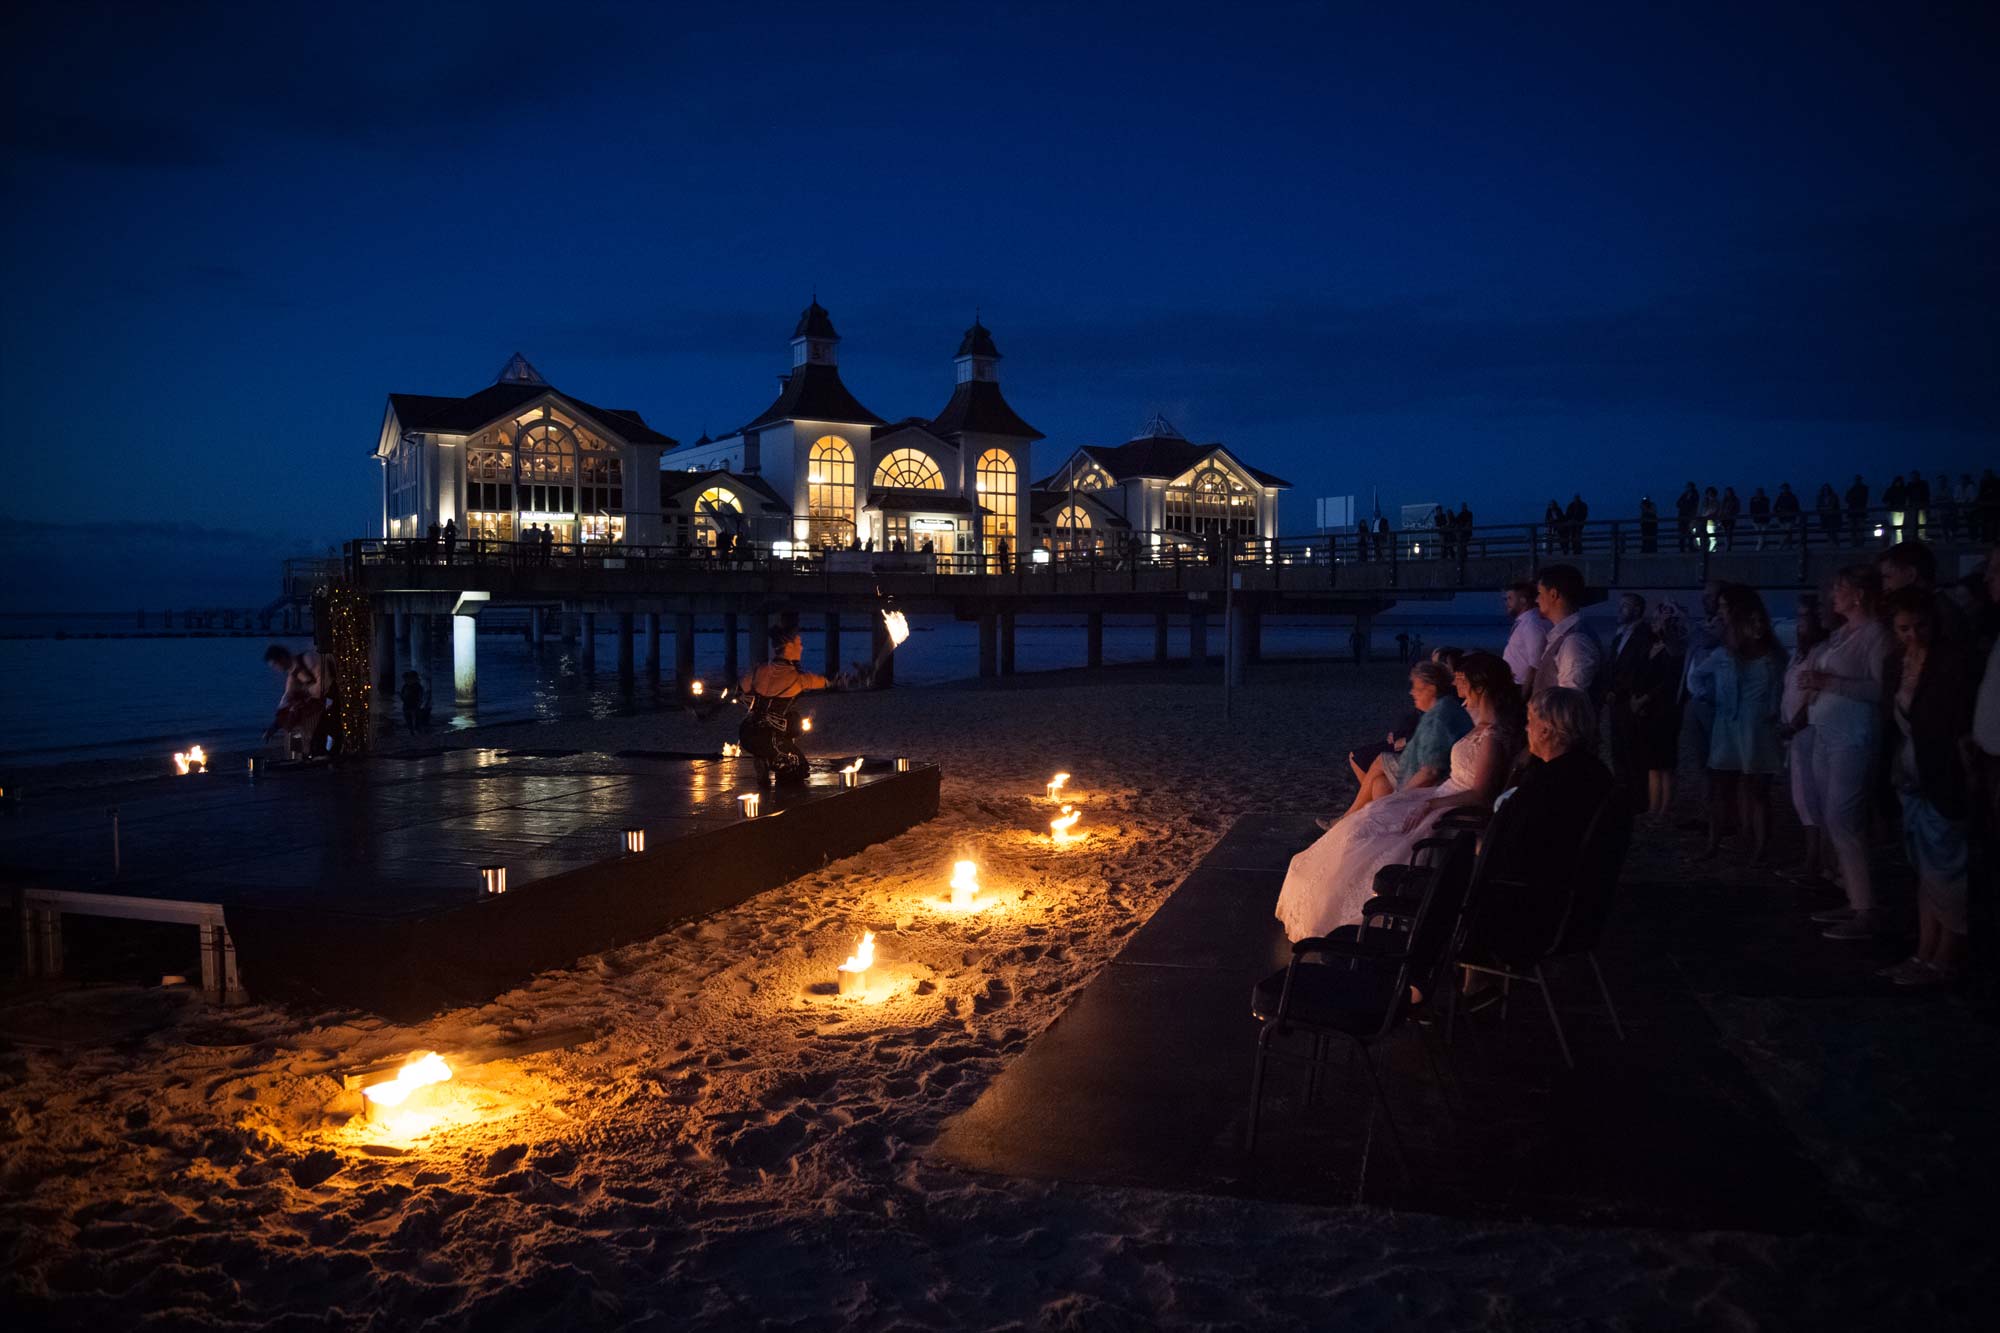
[948,859,983,912]
[881,609,910,648]
[839,757,863,787]
[721,742,742,757]
[800,715,813,733]
[362,1051,453,1125]
[173,745,208,775]
[1046,771,1070,801]
[738,792,762,818]
[1050,804,1083,846]
[837,930,876,996]
[690,679,705,696]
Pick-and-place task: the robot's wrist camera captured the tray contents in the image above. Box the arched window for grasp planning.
[1165,464,1255,538]
[518,418,577,514]
[466,445,513,514]
[1073,464,1113,491]
[874,447,944,490]
[694,486,742,549]
[808,435,856,546]
[1053,503,1097,554]
[976,448,1016,555]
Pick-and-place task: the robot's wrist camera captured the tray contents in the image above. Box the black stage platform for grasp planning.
[1,750,938,1016]
[932,812,1844,1230]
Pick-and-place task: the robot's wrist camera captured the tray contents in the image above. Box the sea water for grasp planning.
[0,611,1522,765]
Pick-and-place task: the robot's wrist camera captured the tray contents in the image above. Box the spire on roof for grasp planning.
[495,351,547,386]
[793,299,839,342]
[955,316,1001,361]
[1139,411,1183,440]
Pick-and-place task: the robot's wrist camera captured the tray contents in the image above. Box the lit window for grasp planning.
[977,448,1016,555]
[874,447,944,490]
[518,416,578,514]
[694,486,741,548]
[808,435,856,547]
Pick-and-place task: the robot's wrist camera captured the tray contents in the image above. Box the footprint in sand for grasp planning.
[972,979,1013,1014]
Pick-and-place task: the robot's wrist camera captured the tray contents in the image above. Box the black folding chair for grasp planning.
[1454,785,1633,1068]
[1245,831,1477,1182]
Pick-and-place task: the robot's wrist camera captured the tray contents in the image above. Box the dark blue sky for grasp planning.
[3,1,1994,604]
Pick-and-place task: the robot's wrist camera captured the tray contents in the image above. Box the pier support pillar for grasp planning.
[1189,610,1209,665]
[872,613,895,688]
[723,613,740,681]
[1354,613,1374,663]
[643,613,660,675]
[410,613,431,683]
[979,613,998,678]
[530,607,546,648]
[751,612,771,665]
[676,613,696,686]
[580,613,597,672]
[1154,611,1170,662]
[1000,612,1017,675]
[616,612,634,684]
[394,611,410,656]
[372,613,396,695]
[452,613,477,705]
[823,612,841,679]
[1086,611,1104,668]
[562,610,578,645]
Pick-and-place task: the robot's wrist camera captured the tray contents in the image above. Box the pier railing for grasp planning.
[346,503,1990,598]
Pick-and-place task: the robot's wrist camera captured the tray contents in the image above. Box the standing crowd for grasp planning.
[1656,470,2000,553]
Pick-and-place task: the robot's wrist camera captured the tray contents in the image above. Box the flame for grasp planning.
[362,1051,453,1110]
[1050,804,1082,844]
[881,609,910,648]
[172,745,208,775]
[721,742,741,757]
[1046,771,1070,800]
[949,859,981,911]
[690,679,704,696]
[839,758,863,776]
[838,930,875,974]
[800,715,813,732]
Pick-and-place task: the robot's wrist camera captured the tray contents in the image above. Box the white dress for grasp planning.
[1276,724,1506,942]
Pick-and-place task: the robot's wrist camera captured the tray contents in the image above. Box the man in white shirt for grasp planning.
[1501,580,1550,688]
[1531,563,1603,697]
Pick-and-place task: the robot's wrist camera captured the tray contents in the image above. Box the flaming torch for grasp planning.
[948,859,982,912]
[1046,771,1070,802]
[839,757,863,787]
[837,930,876,996]
[362,1051,453,1126]
[173,745,208,776]
[1050,804,1083,846]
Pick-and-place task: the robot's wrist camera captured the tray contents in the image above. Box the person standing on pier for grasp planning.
[442,518,458,565]
[1564,493,1589,554]
[1774,483,1801,547]
[1845,474,1871,544]
[426,520,442,564]
[1676,482,1700,552]
[1816,482,1843,547]
[1640,496,1660,553]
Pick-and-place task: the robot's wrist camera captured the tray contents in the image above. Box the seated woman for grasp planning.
[1460,687,1614,971]
[1278,651,1524,942]
[1343,661,1472,816]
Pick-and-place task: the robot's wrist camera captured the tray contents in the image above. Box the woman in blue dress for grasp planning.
[1691,584,1787,863]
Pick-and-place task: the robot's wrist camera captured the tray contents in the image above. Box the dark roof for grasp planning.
[387,382,676,447]
[742,362,886,431]
[793,300,839,341]
[660,468,790,514]
[956,319,1000,359]
[1033,439,1291,489]
[871,417,958,450]
[866,489,986,514]
[928,379,1044,441]
[1028,489,1132,527]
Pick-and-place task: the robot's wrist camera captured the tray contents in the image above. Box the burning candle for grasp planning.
[738,792,761,818]
[1046,771,1071,801]
[949,859,981,912]
[839,758,862,787]
[362,1051,453,1125]
[1050,804,1082,846]
[800,715,813,733]
[721,742,742,757]
[173,745,209,776]
[480,865,508,895]
[690,679,704,696]
[837,929,875,996]
[895,758,910,772]
[623,828,646,854]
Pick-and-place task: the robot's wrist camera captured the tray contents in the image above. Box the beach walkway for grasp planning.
[931,811,1963,1230]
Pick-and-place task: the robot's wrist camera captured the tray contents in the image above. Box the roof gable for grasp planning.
[660,468,790,513]
[1032,439,1289,489]
[743,363,885,431]
[387,382,676,448]
[928,379,1044,441]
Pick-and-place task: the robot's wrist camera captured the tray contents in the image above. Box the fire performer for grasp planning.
[739,625,851,783]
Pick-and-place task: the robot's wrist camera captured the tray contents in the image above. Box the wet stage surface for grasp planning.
[0,750,939,1013]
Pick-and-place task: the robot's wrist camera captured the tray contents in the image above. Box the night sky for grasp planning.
[3,1,1994,606]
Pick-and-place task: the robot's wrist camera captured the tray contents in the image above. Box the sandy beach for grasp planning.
[2,661,1993,1330]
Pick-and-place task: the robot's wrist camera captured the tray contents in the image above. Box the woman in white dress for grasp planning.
[1277,652,1525,942]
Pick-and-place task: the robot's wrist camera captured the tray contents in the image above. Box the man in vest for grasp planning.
[1530,563,1602,699]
